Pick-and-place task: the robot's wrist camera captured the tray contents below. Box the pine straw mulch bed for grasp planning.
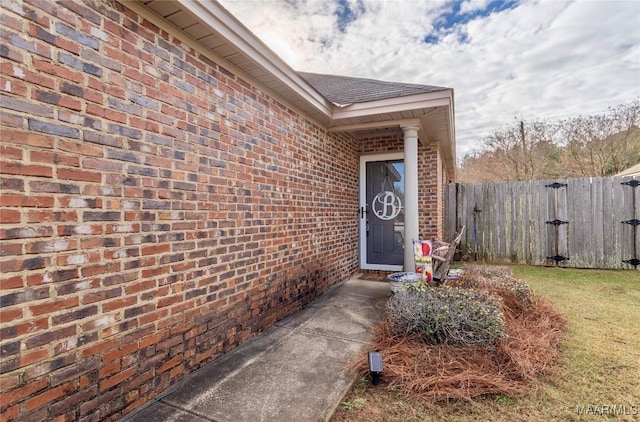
[349,266,567,402]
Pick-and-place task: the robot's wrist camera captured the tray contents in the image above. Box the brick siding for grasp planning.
[0,1,445,420]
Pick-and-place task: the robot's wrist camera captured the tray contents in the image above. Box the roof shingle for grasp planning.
[299,72,448,106]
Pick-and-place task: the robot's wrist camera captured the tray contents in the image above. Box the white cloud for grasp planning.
[459,0,493,15]
[219,0,640,158]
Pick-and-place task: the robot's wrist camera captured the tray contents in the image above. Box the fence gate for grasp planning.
[621,179,640,268]
[545,182,569,265]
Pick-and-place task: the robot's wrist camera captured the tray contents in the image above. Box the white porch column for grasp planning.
[402,125,420,271]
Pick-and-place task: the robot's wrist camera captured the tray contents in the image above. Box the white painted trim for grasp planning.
[364,263,403,272]
[173,1,334,117]
[126,1,333,128]
[402,126,420,272]
[359,152,404,271]
[328,118,421,133]
[332,91,453,121]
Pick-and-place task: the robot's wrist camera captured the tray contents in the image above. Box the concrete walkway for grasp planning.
[125,277,390,422]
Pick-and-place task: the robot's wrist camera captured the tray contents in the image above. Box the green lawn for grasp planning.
[332,265,640,422]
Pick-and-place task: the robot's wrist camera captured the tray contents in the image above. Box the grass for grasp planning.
[331,265,640,421]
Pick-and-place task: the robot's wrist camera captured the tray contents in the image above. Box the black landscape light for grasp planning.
[368,351,383,385]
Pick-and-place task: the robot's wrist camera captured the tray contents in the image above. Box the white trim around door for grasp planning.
[359,152,404,271]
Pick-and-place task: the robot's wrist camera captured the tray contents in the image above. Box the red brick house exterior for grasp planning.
[0,1,455,420]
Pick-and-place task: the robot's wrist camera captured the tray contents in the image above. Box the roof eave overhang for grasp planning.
[175,0,334,116]
[134,0,334,125]
[329,90,451,122]
[328,89,456,179]
[135,0,456,177]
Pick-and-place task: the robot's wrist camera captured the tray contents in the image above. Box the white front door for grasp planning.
[359,153,404,271]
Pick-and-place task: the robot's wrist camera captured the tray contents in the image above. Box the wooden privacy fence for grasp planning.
[445,176,640,270]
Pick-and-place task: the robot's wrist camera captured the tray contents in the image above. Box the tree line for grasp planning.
[457,99,640,182]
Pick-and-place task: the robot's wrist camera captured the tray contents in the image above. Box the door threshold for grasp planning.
[360,264,403,272]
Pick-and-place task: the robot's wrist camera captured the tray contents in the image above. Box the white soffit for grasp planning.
[331,91,453,123]
[140,0,333,124]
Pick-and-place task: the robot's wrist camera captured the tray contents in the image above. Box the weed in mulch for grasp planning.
[350,266,566,402]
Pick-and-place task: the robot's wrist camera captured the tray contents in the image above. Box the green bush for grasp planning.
[387,286,506,348]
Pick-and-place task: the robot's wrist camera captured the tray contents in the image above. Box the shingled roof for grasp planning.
[299,72,449,106]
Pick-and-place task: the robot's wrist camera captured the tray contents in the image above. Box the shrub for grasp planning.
[450,265,533,312]
[387,286,506,348]
[350,265,566,402]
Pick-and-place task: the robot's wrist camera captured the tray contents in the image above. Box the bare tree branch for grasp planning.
[458,99,640,182]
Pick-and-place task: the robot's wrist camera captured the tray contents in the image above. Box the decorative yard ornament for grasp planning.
[372,191,401,220]
[413,239,433,283]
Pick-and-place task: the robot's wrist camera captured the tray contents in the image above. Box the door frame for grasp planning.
[359,152,404,271]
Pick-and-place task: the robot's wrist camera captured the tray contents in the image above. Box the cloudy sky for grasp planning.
[218,0,640,158]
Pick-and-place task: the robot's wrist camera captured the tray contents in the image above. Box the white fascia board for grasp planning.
[438,91,456,176]
[439,110,457,180]
[176,0,333,118]
[331,89,453,121]
[328,118,421,133]
[448,92,456,160]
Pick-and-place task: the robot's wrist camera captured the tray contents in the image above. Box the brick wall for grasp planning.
[0,1,367,420]
[0,1,446,420]
[418,142,445,240]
